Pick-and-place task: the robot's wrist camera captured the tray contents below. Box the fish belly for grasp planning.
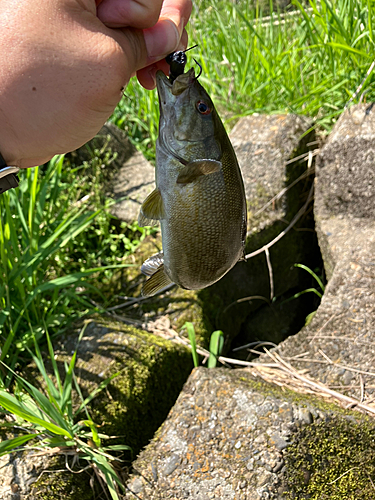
[160,173,244,290]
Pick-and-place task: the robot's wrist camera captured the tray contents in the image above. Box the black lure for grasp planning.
[166,45,198,83]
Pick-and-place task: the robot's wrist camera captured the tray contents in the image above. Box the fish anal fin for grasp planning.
[138,188,165,227]
[141,264,173,297]
[141,252,164,276]
[176,159,222,185]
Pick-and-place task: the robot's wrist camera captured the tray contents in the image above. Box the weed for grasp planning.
[184,322,224,368]
[113,0,375,161]
[0,324,130,500]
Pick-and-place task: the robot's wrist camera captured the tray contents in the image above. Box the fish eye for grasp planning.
[196,100,211,115]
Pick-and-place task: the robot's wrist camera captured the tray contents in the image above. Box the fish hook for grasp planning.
[193,58,203,80]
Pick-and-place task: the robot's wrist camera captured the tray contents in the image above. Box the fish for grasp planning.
[138,63,247,297]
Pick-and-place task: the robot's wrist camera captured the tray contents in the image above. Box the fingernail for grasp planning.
[144,18,182,60]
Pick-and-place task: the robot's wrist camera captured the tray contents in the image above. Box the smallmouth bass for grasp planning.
[138,62,247,297]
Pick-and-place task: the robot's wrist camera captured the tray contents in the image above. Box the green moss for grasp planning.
[119,234,211,347]
[233,371,375,499]
[30,456,94,500]
[71,320,194,455]
[282,417,375,499]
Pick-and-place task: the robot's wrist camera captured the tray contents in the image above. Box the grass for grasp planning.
[0,324,130,500]
[184,322,224,368]
[112,0,375,161]
[0,151,152,378]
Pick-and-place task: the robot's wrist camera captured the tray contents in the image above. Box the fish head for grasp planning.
[156,67,222,161]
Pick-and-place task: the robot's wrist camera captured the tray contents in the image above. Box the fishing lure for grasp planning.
[166,45,198,83]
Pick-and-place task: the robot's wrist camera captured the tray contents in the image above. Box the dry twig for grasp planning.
[245,183,314,260]
[145,320,375,418]
[253,158,316,217]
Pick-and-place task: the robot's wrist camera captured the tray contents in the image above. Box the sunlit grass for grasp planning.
[0,153,152,373]
[112,0,375,161]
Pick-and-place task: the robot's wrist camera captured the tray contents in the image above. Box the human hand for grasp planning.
[0,0,191,168]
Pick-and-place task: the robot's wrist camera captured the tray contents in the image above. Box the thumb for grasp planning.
[111,16,182,76]
[143,17,183,63]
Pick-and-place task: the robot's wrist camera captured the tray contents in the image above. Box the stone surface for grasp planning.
[47,319,193,455]
[1,318,193,500]
[197,113,321,349]
[124,367,375,499]
[230,113,315,230]
[111,150,156,223]
[0,453,96,500]
[0,451,51,500]
[259,104,375,399]
[315,104,375,221]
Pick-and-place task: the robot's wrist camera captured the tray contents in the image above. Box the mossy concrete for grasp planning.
[15,318,194,500]
[282,417,375,499]
[51,319,193,455]
[122,367,374,499]
[29,456,95,500]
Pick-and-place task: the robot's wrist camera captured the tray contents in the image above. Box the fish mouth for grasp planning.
[156,70,172,91]
[156,68,196,100]
[156,70,174,116]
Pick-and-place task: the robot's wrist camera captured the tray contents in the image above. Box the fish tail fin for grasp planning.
[142,264,173,297]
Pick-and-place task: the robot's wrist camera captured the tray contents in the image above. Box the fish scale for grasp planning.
[138,65,247,297]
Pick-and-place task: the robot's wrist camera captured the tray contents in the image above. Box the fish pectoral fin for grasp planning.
[141,252,164,276]
[141,264,173,297]
[138,188,165,227]
[176,159,222,185]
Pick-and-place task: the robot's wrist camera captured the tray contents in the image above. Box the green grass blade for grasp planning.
[184,322,199,368]
[325,42,369,58]
[0,391,71,437]
[60,353,77,416]
[294,263,325,292]
[45,329,63,394]
[208,330,224,368]
[76,372,120,414]
[0,434,40,456]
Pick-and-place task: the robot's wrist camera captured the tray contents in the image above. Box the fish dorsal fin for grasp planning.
[141,252,164,276]
[138,188,165,227]
[176,159,222,185]
[141,264,173,297]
